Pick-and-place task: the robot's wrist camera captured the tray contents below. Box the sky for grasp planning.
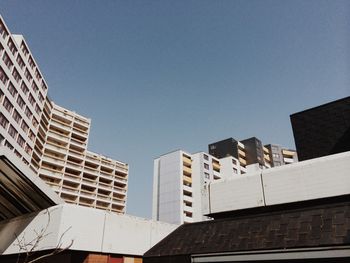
[1,0,349,218]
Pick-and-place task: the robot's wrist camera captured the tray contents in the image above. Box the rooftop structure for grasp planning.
[291,96,350,161]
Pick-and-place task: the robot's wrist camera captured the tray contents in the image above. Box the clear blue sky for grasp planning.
[1,0,349,218]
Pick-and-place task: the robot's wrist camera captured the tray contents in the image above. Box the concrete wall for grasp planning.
[209,152,350,214]
[0,204,177,256]
[153,151,183,224]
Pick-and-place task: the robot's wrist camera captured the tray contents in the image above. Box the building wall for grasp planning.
[153,151,183,224]
[0,204,177,257]
[0,17,48,170]
[290,96,350,161]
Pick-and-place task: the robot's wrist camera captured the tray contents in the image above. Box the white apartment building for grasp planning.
[0,16,128,214]
[153,142,297,224]
[153,150,243,224]
[0,17,48,168]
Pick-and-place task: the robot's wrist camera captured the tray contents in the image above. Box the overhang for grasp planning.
[0,148,63,221]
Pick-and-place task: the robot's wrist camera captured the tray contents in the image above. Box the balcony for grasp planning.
[239,157,247,166]
[284,157,294,164]
[183,194,193,203]
[183,175,192,184]
[183,166,192,176]
[263,146,269,154]
[182,156,192,166]
[183,185,192,193]
[39,168,63,179]
[183,204,194,213]
[212,161,220,172]
[50,119,71,133]
[45,142,67,155]
[282,149,295,157]
[238,149,246,157]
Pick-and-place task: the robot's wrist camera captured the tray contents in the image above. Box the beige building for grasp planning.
[0,16,128,214]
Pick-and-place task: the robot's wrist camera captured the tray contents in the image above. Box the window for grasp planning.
[24,68,32,82]
[0,20,8,39]
[204,163,209,170]
[17,135,25,148]
[41,81,47,92]
[32,117,38,128]
[21,121,29,133]
[203,154,209,160]
[35,104,40,115]
[16,55,25,69]
[204,172,210,179]
[24,107,33,120]
[28,130,35,142]
[21,83,29,95]
[0,133,4,144]
[3,97,13,113]
[35,69,41,81]
[17,95,25,109]
[12,68,21,83]
[0,89,3,103]
[14,150,21,158]
[233,168,237,174]
[12,110,21,124]
[232,159,237,165]
[273,153,280,159]
[0,43,3,56]
[3,52,13,70]
[8,82,17,97]
[31,82,39,93]
[8,125,17,139]
[28,94,35,106]
[7,39,17,56]
[38,93,44,103]
[4,141,13,150]
[21,42,29,57]
[28,56,35,70]
[0,66,8,84]
[0,113,9,129]
[25,144,32,155]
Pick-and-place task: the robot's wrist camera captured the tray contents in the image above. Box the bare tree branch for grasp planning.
[13,209,74,263]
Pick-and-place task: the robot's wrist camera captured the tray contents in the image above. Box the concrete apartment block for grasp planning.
[0,16,128,214]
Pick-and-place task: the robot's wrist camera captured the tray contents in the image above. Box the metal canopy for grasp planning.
[0,148,63,221]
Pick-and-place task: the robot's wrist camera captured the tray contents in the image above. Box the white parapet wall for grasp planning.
[0,204,178,256]
[209,172,265,214]
[209,151,350,214]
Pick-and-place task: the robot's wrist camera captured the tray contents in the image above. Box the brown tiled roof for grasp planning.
[144,201,350,259]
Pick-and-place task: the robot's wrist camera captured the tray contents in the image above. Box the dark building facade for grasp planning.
[290,96,350,161]
[241,137,265,166]
[208,137,239,159]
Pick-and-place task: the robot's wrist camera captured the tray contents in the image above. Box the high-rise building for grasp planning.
[154,138,297,224]
[0,16,128,214]
[152,150,246,224]
[0,18,49,169]
[290,96,350,161]
[209,137,297,168]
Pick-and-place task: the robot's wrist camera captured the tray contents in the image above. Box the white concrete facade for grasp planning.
[153,150,244,224]
[0,16,129,214]
[0,16,48,170]
[209,151,350,214]
[0,204,177,257]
